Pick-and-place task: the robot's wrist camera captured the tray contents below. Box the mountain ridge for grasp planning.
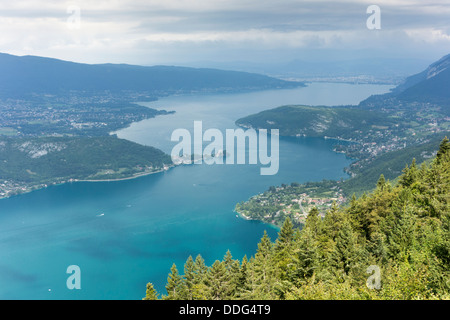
[0,52,302,98]
[378,53,450,103]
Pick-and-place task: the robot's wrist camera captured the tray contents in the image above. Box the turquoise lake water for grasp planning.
[0,83,393,299]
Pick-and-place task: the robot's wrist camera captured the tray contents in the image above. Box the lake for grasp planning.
[0,82,393,299]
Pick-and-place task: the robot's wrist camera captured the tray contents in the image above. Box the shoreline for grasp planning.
[73,165,174,183]
[234,208,281,231]
[0,164,176,200]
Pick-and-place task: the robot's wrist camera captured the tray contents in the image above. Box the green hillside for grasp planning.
[0,135,172,197]
[341,133,448,196]
[146,138,450,300]
[236,105,393,139]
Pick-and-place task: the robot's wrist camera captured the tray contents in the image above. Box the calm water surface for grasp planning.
[0,83,393,299]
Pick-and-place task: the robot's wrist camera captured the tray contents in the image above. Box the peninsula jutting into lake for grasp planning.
[0,75,389,299]
[0,52,303,198]
[1,0,450,304]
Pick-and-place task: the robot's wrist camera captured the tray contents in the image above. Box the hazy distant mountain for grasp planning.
[185,57,431,83]
[0,53,301,98]
[358,53,450,109]
[275,58,430,80]
[391,54,450,102]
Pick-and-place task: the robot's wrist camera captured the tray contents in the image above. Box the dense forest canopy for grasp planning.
[145,138,450,300]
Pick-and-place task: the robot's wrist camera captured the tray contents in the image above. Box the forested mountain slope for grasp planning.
[0,53,301,98]
[145,138,450,300]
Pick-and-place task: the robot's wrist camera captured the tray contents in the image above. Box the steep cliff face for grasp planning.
[392,54,450,103]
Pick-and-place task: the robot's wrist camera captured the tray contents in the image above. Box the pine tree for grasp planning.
[291,225,319,282]
[321,202,344,242]
[350,193,357,206]
[367,230,388,264]
[221,250,241,298]
[305,206,321,235]
[376,174,386,192]
[205,260,229,300]
[236,255,250,296]
[436,136,450,163]
[223,250,234,272]
[143,282,159,300]
[227,259,244,298]
[386,207,417,260]
[432,211,450,293]
[272,218,298,298]
[399,158,418,188]
[184,256,197,300]
[347,193,364,232]
[275,217,295,251]
[256,230,273,259]
[246,231,276,299]
[194,254,208,279]
[164,263,186,300]
[417,140,450,218]
[274,218,296,272]
[329,220,360,280]
[189,254,209,299]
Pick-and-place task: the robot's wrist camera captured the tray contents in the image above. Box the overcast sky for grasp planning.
[0,0,449,66]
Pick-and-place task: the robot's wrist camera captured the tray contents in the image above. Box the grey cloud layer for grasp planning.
[0,0,449,64]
